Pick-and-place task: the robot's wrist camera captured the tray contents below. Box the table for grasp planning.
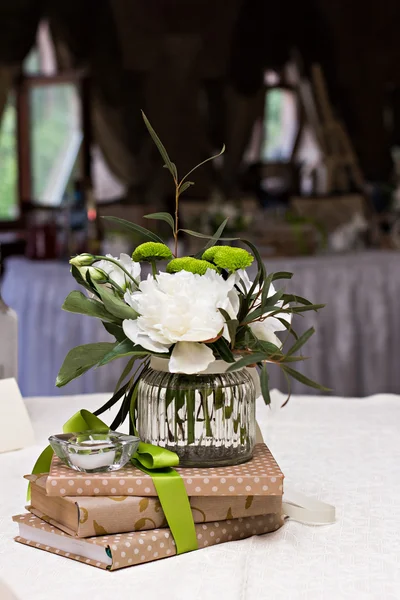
[1,391,399,600]
[3,251,400,398]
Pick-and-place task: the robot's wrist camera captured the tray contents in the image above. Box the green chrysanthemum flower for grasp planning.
[201,246,219,263]
[202,245,253,271]
[166,257,219,275]
[132,242,173,262]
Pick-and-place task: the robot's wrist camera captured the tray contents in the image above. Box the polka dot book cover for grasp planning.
[43,443,284,498]
[13,512,284,570]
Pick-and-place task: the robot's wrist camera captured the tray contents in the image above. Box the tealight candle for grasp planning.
[49,431,140,473]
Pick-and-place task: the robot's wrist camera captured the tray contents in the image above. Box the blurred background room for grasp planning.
[1,0,400,398]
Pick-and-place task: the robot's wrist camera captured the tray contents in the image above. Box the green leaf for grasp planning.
[286,327,315,356]
[281,369,292,407]
[180,145,225,185]
[144,212,175,232]
[238,239,265,319]
[201,218,230,252]
[227,353,269,372]
[289,304,325,313]
[179,181,194,194]
[260,304,324,319]
[97,339,149,367]
[256,340,282,357]
[280,355,309,363]
[114,356,137,393]
[181,228,238,241]
[102,216,164,244]
[62,291,120,324]
[102,322,126,342]
[259,363,271,405]
[70,265,99,295]
[276,317,299,340]
[242,239,266,285]
[263,288,284,308]
[94,382,129,416]
[281,365,331,392]
[260,273,274,309]
[210,337,235,363]
[129,378,140,431]
[235,325,256,346]
[163,162,178,179]
[281,294,313,306]
[214,386,224,410]
[218,308,239,343]
[272,271,293,282]
[94,283,138,320]
[190,219,239,259]
[141,111,177,179]
[241,304,265,325]
[56,342,116,387]
[110,386,133,430]
[226,320,239,345]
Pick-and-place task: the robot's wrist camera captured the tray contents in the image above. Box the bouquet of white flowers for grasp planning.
[57,114,327,460]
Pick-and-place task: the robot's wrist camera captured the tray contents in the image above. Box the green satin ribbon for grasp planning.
[29,409,198,555]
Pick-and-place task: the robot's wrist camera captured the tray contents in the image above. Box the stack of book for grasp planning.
[13,443,284,570]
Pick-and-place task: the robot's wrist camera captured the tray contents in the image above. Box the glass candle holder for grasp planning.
[49,431,140,473]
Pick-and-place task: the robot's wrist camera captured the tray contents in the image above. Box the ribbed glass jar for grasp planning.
[137,366,256,467]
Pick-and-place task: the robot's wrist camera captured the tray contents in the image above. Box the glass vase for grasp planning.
[137,364,256,467]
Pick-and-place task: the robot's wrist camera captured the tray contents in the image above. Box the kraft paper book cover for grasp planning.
[27,475,283,537]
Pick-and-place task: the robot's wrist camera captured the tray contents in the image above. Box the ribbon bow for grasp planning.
[30,409,198,555]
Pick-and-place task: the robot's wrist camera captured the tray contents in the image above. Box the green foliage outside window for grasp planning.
[262,88,284,161]
[0,96,18,220]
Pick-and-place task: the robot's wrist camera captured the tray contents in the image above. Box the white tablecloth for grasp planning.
[1,391,399,600]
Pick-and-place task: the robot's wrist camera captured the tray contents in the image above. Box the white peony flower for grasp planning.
[93,253,141,290]
[235,269,292,347]
[122,270,238,373]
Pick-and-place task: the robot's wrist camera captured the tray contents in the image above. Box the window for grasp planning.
[262,88,298,162]
[244,70,300,167]
[30,83,82,205]
[0,22,84,224]
[0,94,18,220]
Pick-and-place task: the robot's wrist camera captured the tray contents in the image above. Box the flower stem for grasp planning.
[174,185,179,257]
[107,279,125,295]
[94,255,139,289]
[201,390,213,437]
[186,390,195,445]
[151,260,157,278]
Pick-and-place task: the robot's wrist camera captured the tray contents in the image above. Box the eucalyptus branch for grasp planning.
[248,287,263,312]
[174,184,179,257]
[180,145,226,185]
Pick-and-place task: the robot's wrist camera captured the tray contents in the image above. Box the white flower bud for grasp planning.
[79,266,108,283]
[69,253,95,267]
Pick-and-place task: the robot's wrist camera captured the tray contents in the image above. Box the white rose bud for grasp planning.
[79,266,108,283]
[69,253,95,267]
